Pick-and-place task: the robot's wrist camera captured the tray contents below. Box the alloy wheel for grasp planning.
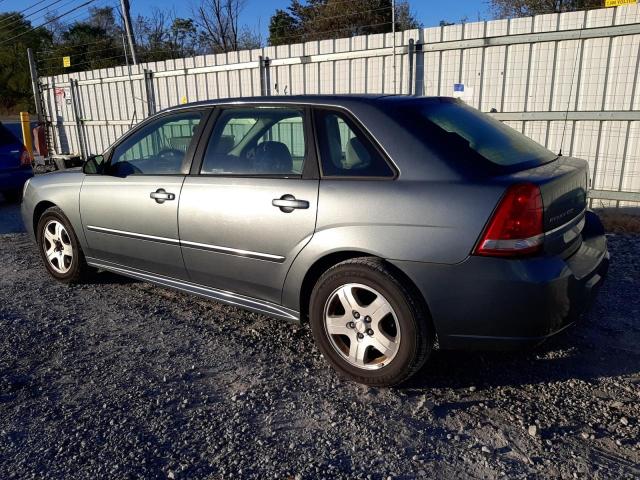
[323,283,401,370]
[42,220,73,274]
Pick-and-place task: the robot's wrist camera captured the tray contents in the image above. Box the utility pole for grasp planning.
[120,0,138,64]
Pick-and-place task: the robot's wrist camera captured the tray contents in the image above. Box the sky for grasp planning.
[1,0,491,40]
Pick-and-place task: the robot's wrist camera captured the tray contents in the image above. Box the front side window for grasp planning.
[109,112,203,175]
[315,110,394,178]
[201,108,306,176]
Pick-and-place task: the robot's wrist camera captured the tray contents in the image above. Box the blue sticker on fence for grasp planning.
[453,83,464,92]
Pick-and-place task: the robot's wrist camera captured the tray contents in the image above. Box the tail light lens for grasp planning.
[19,147,31,167]
[474,183,544,257]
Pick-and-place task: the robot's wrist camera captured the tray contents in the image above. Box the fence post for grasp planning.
[264,57,271,96]
[259,56,265,96]
[27,48,44,123]
[407,38,415,96]
[144,69,156,116]
[259,56,271,96]
[69,79,87,160]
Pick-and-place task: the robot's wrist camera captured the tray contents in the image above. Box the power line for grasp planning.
[0,0,101,39]
[0,0,67,30]
[0,0,55,27]
[39,36,118,54]
[0,0,99,45]
[36,0,117,29]
[39,52,126,73]
[269,20,394,44]
[38,42,122,62]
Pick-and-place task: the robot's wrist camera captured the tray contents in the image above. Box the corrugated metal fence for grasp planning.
[38,4,640,205]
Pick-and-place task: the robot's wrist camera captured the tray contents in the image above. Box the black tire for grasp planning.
[36,206,92,283]
[309,257,433,387]
[2,189,22,203]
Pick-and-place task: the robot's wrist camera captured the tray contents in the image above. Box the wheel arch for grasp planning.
[297,251,435,336]
[33,200,57,238]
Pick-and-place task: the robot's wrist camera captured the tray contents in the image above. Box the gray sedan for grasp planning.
[21,95,609,386]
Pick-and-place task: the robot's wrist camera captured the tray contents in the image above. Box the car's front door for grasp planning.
[178,106,319,304]
[80,110,206,279]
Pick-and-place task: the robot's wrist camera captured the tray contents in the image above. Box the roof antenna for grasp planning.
[559,16,585,157]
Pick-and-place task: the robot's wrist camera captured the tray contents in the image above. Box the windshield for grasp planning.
[393,99,557,169]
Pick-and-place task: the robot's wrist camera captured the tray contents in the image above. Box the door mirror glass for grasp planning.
[83,154,105,174]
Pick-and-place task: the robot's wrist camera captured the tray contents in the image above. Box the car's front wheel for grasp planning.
[310,257,433,387]
[37,206,92,283]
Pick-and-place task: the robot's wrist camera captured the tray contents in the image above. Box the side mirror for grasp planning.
[83,154,105,174]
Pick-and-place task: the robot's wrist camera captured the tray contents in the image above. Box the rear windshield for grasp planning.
[0,123,19,146]
[392,99,557,169]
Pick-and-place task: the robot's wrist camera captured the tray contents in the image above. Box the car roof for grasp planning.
[161,94,452,113]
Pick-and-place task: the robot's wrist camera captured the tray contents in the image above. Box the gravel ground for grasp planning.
[1,200,639,479]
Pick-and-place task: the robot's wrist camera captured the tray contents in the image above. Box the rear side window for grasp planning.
[201,108,306,176]
[0,124,19,145]
[315,110,394,178]
[393,99,557,168]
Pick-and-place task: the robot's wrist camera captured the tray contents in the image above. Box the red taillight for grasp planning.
[474,183,544,257]
[19,147,31,167]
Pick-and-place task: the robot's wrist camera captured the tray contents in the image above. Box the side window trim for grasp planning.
[105,108,210,177]
[311,107,398,180]
[191,105,318,180]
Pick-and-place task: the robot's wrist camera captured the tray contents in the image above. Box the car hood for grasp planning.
[29,169,85,189]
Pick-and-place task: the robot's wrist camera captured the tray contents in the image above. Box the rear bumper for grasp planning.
[0,167,33,192]
[390,211,609,350]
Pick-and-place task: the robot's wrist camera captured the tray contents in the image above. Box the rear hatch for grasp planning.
[0,123,23,172]
[509,156,588,257]
[388,98,589,257]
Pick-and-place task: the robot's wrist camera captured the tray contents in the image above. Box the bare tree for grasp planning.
[489,0,602,19]
[195,0,259,53]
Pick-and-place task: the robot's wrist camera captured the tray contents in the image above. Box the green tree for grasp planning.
[170,18,198,56]
[0,13,52,114]
[489,0,603,18]
[268,0,421,46]
[269,9,300,47]
[37,7,124,75]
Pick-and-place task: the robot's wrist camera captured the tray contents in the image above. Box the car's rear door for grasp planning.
[178,106,319,304]
[80,110,207,279]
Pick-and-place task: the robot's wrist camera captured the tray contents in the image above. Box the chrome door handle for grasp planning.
[272,194,309,213]
[150,188,175,204]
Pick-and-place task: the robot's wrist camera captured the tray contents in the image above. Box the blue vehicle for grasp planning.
[0,122,33,203]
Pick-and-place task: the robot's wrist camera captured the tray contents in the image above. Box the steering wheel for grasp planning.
[154,148,185,172]
[157,148,184,162]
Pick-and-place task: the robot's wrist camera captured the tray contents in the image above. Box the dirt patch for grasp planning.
[595,208,640,234]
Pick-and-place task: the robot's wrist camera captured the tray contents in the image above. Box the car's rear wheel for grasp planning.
[37,206,91,283]
[310,257,433,387]
[2,189,22,203]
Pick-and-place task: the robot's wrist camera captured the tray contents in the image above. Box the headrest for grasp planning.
[255,141,293,173]
[345,137,370,169]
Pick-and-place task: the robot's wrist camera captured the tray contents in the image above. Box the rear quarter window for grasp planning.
[393,99,557,170]
[314,109,395,178]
